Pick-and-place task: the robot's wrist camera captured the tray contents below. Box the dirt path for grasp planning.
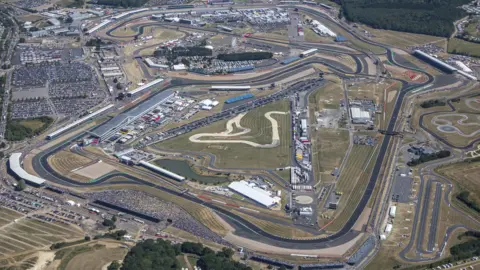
[30,251,55,270]
[184,254,193,270]
[189,111,288,148]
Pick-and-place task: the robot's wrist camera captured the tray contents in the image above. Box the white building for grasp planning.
[384,223,393,234]
[173,64,187,71]
[311,20,336,37]
[389,206,396,218]
[139,160,185,181]
[228,181,279,208]
[9,153,46,186]
[350,107,371,124]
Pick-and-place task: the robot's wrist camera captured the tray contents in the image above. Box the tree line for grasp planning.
[341,0,471,37]
[90,0,148,7]
[407,150,450,166]
[456,191,480,214]
[217,52,272,61]
[116,239,251,270]
[420,99,446,108]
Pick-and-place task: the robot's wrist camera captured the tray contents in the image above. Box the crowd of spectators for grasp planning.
[86,190,230,246]
[12,0,48,9]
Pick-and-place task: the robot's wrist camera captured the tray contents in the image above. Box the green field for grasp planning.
[436,160,480,220]
[448,38,480,57]
[311,129,349,183]
[5,116,53,141]
[156,100,292,169]
[360,25,445,49]
[464,19,480,38]
[321,144,379,231]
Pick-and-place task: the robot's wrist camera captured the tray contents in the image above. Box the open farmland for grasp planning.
[436,160,480,219]
[156,100,292,169]
[448,38,480,58]
[359,25,445,49]
[64,244,128,270]
[0,207,83,258]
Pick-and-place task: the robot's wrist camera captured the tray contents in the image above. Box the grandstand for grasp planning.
[250,255,295,269]
[210,85,251,91]
[298,263,345,269]
[9,153,46,186]
[282,56,301,65]
[225,93,254,104]
[127,78,165,96]
[347,235,375,265]
[90,90,174,140]
[412,50,457,73]
[46,104,115,139]
[86,20,112,34]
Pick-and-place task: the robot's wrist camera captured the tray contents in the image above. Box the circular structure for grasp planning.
[295,195,314,205]
[437,125,456,133]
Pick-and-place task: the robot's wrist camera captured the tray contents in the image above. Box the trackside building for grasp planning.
[139,160,185,181]
[127,78,165,96]
[210,85,251,91]
[228,181,280,208]
[412,50,457,73]
[46,104,115,140]
[9,153,46,186]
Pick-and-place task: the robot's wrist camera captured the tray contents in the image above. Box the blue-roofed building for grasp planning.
[225,93,254,104]
[281,56,301,65]
[335,35,348,42]
[228,65,255,73]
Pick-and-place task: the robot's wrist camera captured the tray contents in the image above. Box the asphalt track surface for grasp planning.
[419,94,480,149]
[31,5,457,251]
[104,19,362,55]
[398,153,480,262]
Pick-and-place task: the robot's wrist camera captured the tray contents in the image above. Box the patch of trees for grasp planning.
[456,191,480,214]
[450,98,461,103]
[341,0,470,37]
[5,116,54,141]
[120,239,249,270]
[467,156,480,163]
[217,52,273,61]
[459,230,480,239]
[94,230,127,240]
[420,99,446,108]
[85,38,110,49]
[108,261,121,270]
[50,237,90,250]
[154,46,213,61]
[92,0,148,7]
[15,179,26,191]
[450,236,480,258]
[102,215,117,230]
[407,150,451,166]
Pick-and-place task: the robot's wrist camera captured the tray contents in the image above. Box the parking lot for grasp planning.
[11,62,105,118]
